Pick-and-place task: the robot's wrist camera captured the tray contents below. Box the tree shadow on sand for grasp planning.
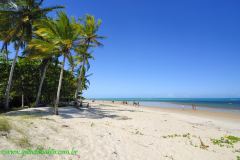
[4,106,132,120]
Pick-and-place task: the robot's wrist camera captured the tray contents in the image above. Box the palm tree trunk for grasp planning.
[4,45,20,110]
[21,93,24,108]
[75,41,90,101]
[75,58,86,100]
[21,75,24,108]
[54,56,66,115]
[35,60,49,107]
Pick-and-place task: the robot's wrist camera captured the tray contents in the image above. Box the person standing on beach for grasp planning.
[192,104,197,110]
[181,105,185,110]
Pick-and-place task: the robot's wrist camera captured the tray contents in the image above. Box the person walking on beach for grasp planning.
[192,104,197,110]
[181,105,185,110]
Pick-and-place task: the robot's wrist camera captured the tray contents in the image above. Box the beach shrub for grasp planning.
[211,135,240,148]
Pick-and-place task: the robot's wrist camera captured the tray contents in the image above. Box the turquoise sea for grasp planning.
[95,98,240,113]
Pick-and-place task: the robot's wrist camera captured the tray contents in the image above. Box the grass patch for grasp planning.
[163,133,209,150]
[162,133,190,139]
[0,116,33,148]
[14,136,32,148]
[9,127,32,148]
[36,145,45,150]
[237,156,240,160]
[7,122,33,148]
[211,135,240,148]
[0,116,11,132]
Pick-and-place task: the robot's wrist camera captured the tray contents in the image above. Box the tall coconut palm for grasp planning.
[26,52,53,107]
[74,46,93,99]
[0,0,63,110]
[25,44,57,107]
[35,58,49,107]
[75,15,104,100]
[28,12,81,115]
[79,65,92,96]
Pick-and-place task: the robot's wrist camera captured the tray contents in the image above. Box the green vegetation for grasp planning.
[0,58,76,107]
[6,117,33,148]
[0,0,63,110]
[0,115,31,148]
[0,116,11,132]
[237,156,240,160]
[162,133,210,150]
[16,136,32,148]
[162,133,190,139]
[9,135,32,148]
[211,135,240,148]
[0,0,104,114]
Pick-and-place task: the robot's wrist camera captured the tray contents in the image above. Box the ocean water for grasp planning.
[95,98,240,113]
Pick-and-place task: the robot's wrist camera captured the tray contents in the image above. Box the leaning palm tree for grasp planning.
[0,0,63,109]
[75,15,104,100]
[28,12,81,115]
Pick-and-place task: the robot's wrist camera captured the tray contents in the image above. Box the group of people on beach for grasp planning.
[122,101,128,105]
[181,104,197,110]
[111,100,140,106]
[133,101,140,106]
[192,104,197,110]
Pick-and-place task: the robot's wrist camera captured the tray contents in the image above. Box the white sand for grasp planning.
[0,101,240,160]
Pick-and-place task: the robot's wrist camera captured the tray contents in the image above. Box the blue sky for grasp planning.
[9,0,240,98]
[48,0,240,98]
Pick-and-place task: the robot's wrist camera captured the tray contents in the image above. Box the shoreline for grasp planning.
[89,100,240,123]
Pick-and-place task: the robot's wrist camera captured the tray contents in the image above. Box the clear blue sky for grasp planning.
[13,0,240,98]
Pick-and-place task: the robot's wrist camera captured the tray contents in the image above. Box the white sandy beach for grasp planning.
[0,101,240,160]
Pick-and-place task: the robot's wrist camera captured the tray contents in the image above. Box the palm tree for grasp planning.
[28,12,81,115]
[0,46,10,63]
[75,15,104,101]
[0,0,63,110]
[79,66,92,96]
[26,45,57,107]
[35,58,49,107]
[26,54,52,107]
[74,46,93,99]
